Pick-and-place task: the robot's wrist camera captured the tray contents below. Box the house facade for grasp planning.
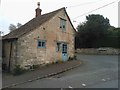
[2,3,75,72]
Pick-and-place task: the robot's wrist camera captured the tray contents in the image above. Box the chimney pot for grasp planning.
[35,2,42,17]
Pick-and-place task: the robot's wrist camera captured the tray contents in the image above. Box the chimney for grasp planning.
[35,2,42,17]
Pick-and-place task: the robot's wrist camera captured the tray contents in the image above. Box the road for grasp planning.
[12,55,118,88]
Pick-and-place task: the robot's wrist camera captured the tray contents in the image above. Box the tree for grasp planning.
[17,23,22,28]
[9,24,17,32]
[9,23,22,32]
[97,28,120,48]
[76,14,110,48]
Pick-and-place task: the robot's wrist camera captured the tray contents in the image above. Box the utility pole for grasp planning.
[118,1,120,27]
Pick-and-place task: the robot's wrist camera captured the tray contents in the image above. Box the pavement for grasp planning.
[2,60,81,88]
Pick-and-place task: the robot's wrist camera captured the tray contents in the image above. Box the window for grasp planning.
[56,43,61,52]
[60,18,66,30]
[62,44,67,53]
[38,40,46,48]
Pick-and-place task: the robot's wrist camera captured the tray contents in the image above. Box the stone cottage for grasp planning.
[2,3,76,72]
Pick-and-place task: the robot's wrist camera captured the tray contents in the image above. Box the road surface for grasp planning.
[12,55,118,88]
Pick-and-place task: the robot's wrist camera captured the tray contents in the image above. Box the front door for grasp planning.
[62,43,68,61]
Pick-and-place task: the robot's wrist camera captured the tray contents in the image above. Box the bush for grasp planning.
[12,65,24,75]
[51,61,55,64]
[32,65,40,69]
[51,60,64,65]
[59,60,64,63]
[68,57,73,61]
[68,55,77,61]
[54,61,58,64]
[74,55,77,60]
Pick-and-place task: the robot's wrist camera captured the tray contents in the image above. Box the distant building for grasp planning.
[2,2,76,72]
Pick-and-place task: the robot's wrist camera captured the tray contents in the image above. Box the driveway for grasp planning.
[11,55,118,88]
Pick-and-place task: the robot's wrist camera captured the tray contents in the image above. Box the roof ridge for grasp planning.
[40,7,65,16]
[3,7,65,40]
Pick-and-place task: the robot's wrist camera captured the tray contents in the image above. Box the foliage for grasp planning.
[102,28,120,48]
[68,55,77,61]
[32,65,40,69]
[57,60,64,63]
[17,23,22,28]
[50,60,64,65]
[97,28,120,48]
[9,23,22,32]
[9,24,17,32]
[75,14,110,48]
[12,65,24,75]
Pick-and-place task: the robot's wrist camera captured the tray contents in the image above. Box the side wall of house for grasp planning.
[17,9,75,68]
[45,9,75,61]
[17,28,47,68]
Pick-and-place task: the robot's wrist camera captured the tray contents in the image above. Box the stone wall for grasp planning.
[17,28,47,69]
[77,48,120,55]
[16,9,75,69]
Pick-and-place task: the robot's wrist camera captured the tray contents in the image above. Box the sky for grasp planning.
[0,0,119,35]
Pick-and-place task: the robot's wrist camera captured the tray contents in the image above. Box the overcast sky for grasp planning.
[0,0,119,35]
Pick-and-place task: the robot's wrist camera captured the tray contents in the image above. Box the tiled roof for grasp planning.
[3,7,65,40]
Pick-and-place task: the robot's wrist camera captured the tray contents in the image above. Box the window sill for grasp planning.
[37,47,46,49]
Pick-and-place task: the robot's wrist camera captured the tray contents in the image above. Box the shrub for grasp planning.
[55,61,59,64]
[51,61,55,64]
[68,55,77,61]
[74,55,77,60]
[58,60,64,63]
[32,65,40,69]
[12,65,24,75]
[51,60,64,65]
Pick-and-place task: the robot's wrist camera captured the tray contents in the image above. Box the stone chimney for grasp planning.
[35,2,42,17]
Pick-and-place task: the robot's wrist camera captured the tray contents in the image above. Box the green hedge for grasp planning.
[75,36,120,48]
[95,36,119,48]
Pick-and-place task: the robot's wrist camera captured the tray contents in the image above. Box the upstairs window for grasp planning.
[38,40,46,48]
[60,18,66,30]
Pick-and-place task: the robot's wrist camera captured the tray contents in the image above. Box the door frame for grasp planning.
[62,43,68,61]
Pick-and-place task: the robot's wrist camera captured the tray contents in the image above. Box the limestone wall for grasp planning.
[77,48,120,55]
[16,9,75,69]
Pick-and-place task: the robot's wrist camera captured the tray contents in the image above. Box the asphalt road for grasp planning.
[12,55,118,88]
